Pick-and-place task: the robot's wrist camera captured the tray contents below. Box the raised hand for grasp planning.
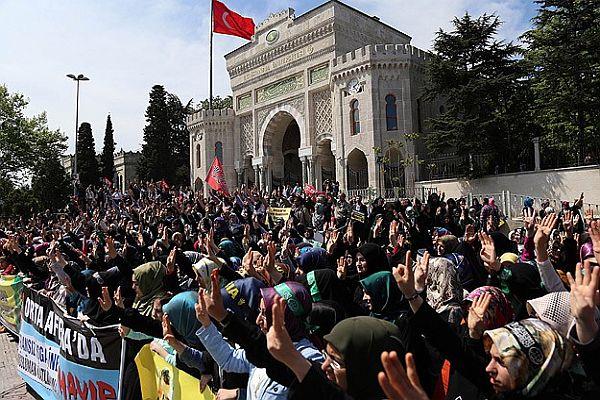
[326,230,339,255]
[266,296,296,364]
[522,208,536,238]
[203,269,227,321]
[162,314,185,353]
[393,251,415,297]
[478,232,500,272]
[166,248,177,275]
[98,286,113,312]
[389,220,399,247]
[534,212,558,246]
[567,262,600,343]
[414,251,430,293]
[378,352,429,400]
[373,216,384,238]
[195,289,211,327]
[464,224,477,245]
[562,210,574,237]
[105,236,118,260]
[336,256,347,280]
[467,292,492,339]
[588,220,600,263]
[114,286,124,308]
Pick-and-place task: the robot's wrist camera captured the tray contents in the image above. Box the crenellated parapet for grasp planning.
[255,8,295,33]
[331,44,430,81]
[187,108,235,141]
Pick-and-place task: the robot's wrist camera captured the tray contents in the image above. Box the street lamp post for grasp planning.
[66,73,89,196]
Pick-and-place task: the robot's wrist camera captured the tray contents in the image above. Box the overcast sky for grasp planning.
[0,0,537,153]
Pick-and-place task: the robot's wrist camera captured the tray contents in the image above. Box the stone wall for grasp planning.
[414,165,600,206]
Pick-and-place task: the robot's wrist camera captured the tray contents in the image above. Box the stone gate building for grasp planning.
[188,0,440,196]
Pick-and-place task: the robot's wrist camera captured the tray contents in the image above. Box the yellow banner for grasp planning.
[267,207,292,222]
[135,344,215,400]
[0,275,23,333]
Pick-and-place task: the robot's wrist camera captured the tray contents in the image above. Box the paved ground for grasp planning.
[0,330,35,400]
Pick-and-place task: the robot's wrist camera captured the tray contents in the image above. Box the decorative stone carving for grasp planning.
[240,115,253,156]
[287,95,305,115]
[257,108,271,134]
[237,93,252,111]
[309,64,329,85]
[256,73,305,103]
[313,90,332,141]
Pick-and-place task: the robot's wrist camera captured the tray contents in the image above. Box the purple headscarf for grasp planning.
[261,281,312,341]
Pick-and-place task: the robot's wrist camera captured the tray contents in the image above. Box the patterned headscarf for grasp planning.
[465,286,514,330]
[526,292,573,336]
[192,258,224,289]
[426,257,463,315]
[483,319,573,397]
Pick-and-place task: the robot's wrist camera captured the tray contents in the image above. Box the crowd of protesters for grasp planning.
[1,179,600,400]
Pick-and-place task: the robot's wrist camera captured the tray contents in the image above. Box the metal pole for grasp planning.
[74,80,80,178]
[209,0,214,109]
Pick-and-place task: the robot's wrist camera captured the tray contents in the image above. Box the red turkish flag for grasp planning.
[212,0,255,40]
[206,156,230,196]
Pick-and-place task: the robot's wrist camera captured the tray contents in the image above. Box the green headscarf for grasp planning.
[132,261,166,316]
[323,316,405,400]
[360,271,408,321]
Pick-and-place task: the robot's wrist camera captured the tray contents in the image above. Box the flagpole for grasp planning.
[209,0,214,109]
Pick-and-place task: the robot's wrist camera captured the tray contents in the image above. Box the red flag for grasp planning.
[206,156,230,196]
[103,177,112,187]
[160,179,170,191]
[212,0,255,40]
[304,184,317,197]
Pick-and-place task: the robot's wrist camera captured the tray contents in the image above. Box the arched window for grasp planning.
[385,94,398,131]
[350,100,360,135]
[196,144,201,168]
[215,141,223,162]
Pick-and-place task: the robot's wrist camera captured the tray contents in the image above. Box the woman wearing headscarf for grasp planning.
[131,261,166,316]
[425,257,464,328]
[185,277,324,400]
[296,247,330,275]
[343,243,390,312]
[394,255,576,399]
[296,269,364,317]
[360,271,409,322]
[266,313,407,400]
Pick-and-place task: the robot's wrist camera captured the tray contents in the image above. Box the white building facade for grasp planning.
[188,0,439,196]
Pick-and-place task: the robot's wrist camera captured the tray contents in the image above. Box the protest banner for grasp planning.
[17,286,124,400]
[0,274,23,334]
[135,344,215,400]
[267,207,292,222]
[350,210,366,223]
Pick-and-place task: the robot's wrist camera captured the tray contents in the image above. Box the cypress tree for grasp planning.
[138,85,171,182]
[100,114,116,181]
[76,122,99,187]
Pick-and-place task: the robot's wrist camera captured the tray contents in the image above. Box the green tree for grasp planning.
[425,13,532,177]
[100,114,115,181]
[200,95,232,110]
[76,122,99,187]
[0,85,66,183]
[522,0,600,166]
[31,155,71,211]
[139,85,191,186]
